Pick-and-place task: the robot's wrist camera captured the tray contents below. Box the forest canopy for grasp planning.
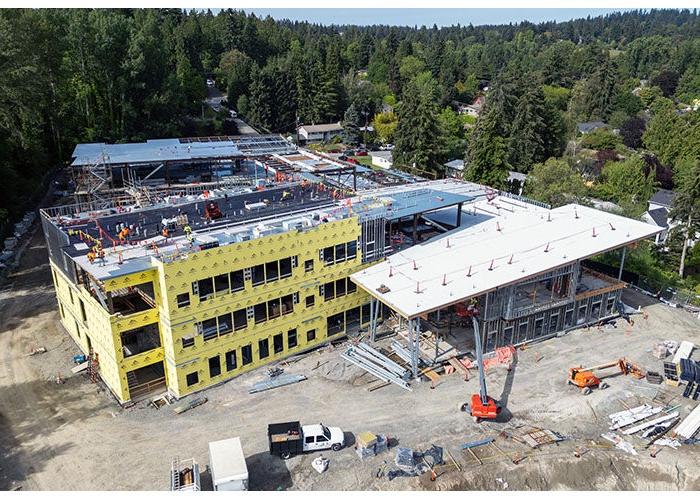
[1,8,699,228]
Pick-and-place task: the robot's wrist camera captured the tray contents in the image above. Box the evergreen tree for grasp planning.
[670,158,700,277]
[464,106,510,188]
[393,72,443,172]
[342,102,362,145]
[508,84,547,171]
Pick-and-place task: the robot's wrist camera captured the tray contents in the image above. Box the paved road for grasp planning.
[205,85,259,136]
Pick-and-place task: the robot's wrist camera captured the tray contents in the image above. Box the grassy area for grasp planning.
[350,156,373,167]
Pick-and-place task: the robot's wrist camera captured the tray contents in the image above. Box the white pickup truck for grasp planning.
[268,421,345,459]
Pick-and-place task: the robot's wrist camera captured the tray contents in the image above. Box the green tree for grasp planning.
[638,86,664,108]
[580,128,621,150]
[596,155,657,217]
[676,66,700,103]
[342,102,362,145]
[217,49,252,104]
[236,94,250,118]
[398,55,425,81]
[464,107,510,188]
[372,110,398,144]
[644,99,700,165]
[525,158,586,207]
[393,72,443,172]
[670,158,700,277]
[438,106,466,161]
[508,84,546,171]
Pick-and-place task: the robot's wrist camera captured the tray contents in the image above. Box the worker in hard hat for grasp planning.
[184,225,193,243]
[281,190,291,201]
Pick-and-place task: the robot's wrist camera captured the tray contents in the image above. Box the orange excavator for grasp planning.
[567,358,641,395]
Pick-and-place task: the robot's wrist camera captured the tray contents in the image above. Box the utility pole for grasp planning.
[362,110,369,147]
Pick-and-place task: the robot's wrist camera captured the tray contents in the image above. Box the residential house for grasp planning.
[577,121,607,134]
[642,189,677,245]
[457,95,485,118]
[298,123,344,144]
[444,159,464,178]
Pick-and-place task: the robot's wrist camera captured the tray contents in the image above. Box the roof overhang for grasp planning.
[351,203,662,319]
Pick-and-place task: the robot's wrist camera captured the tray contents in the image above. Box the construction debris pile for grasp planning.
[387,445,443,481]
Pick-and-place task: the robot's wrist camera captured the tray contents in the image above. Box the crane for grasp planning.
[461,315,501,422]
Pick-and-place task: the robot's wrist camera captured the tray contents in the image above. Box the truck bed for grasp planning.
[268,421,303,457]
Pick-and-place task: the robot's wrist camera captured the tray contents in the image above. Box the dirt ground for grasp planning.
[1,226,700,491]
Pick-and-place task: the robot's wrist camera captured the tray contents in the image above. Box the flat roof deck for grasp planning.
[351,200,662,319]
[71,135,296,167]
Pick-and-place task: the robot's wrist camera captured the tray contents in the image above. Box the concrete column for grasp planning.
[456,202,463,227]
[412,214,418,243]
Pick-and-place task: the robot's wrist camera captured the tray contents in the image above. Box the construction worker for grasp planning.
[184,225,193,243]
[87,250,96,264]
[281,190,291,201]
[118,226,130,242]
[162,226,169,241]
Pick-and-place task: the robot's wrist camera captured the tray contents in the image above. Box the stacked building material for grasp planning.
[653,343,670,359]
[355,432,388,460]
[680,359,700,384]
[609,404,663,430]
[673,341,695,364]
[676,404,700,439]
[248,374,306,394]
[342,342,411,391]
[621,412,679,435]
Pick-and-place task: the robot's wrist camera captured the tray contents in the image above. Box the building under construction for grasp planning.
[42,136,661,404]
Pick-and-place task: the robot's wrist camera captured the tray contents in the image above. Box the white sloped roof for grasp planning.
[351,201,662,319]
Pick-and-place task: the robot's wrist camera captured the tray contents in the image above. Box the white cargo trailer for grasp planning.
[208,437,249,491]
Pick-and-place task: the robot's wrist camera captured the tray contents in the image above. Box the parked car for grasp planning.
[206,78,215,86]
[268,421,345,459]
[347,158,359,165]
[338,155,349,161]
[356,150,368,156]
[344,149,356,156]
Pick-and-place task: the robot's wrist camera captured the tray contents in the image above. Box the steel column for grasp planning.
[369,299,375,342]
[618,246,627,281]
[372,298,380,341]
